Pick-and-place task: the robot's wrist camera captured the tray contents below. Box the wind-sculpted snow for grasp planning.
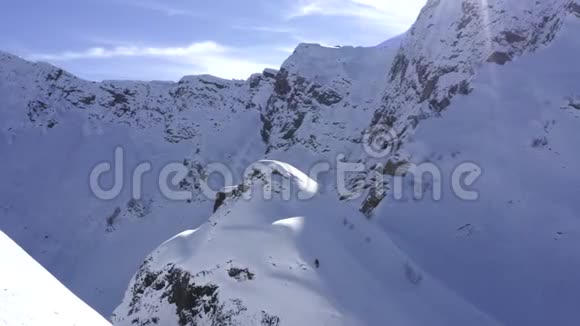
[256,160,319,195]
[113,163,500,326]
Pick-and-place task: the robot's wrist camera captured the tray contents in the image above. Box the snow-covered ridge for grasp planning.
[112,162,501,326]
[0,231,111,326]
[0,50,271,145]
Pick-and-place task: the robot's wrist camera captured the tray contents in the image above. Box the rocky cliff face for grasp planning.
[357,0,579,214]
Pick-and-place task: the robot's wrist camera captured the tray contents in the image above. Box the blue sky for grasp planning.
[1,0,426,81]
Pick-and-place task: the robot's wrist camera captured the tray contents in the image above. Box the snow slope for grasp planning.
[112,161,500,326]
[0,231,110,326]
[377,14,580,325]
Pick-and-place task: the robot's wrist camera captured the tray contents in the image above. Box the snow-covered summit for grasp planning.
[112,162,500,326]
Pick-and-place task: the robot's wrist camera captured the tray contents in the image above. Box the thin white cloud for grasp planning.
[234,25,295,35]
[119,0,197,17]
[31,42,228,60]
[19,1,428,81]
[289,0,426,33]
[28,42,277,80]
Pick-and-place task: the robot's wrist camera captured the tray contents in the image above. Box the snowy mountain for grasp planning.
[112,161,500,326]
[1,0,580,325]
[0,231,110,326]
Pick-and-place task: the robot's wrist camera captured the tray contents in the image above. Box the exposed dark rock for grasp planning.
[106,207,122,232]
[389,53,409,83]
[451,80,473,96]
[46,119,57,129]
[162,267,220,326]
[274,69,291,95]
[80,95,96,105]
[227,267,255,281]
[46,69,64,82]
[430,97,451,112]
[261,311,281,326]
[457,1,478,30]
[248,75,262,88]
[214,192,227,213]
[179,178,193,191]
[103,88,131,106]
[262,69,278,79]
[27,100,48,122]
[570,103,580,110]
[421,77,440,102]
[309,85,342,106]
[260,114,272,145]
[360,188,386,218]
[531,136,549,148]
[501,31,527,43]
[383,160,408,177]
[164,124,197,143]
[198,78,226,90]
[127,199,152,218]
[281,112,306,140]
[568,2,580,17]
[125,262,257,326]
[487,51,512,65]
